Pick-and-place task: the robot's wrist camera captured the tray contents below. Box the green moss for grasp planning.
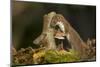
[43,49,80,63]
[13,47,81,65]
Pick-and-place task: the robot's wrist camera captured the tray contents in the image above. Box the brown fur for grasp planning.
[51,14,90,58]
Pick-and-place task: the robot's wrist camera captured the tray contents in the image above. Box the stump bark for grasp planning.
[33,12,95,59]
[33,12,56,50]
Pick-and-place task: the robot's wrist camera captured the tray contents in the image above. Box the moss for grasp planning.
[32,49,81,64]
[13,46,96,65]
[43,49,80,63]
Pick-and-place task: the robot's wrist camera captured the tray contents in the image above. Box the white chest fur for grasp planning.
[56,21,65,33]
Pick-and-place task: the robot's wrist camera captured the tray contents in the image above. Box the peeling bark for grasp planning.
[33,12,56,50]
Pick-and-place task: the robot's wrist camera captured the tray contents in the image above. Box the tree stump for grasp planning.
[33,12,95,59]
[33,12,56,50]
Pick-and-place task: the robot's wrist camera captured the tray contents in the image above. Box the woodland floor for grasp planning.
[12,46,96,66]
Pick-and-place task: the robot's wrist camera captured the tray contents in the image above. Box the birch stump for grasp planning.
[33,12,95,59]
[33,12,56,50]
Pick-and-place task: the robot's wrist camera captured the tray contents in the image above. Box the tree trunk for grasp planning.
[33,12,56,50]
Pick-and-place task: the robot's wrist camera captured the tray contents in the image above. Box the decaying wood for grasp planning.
[33,12,95,59]
[33,12,56,50]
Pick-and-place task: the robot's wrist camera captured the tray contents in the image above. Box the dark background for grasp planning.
[12,1,96,50]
